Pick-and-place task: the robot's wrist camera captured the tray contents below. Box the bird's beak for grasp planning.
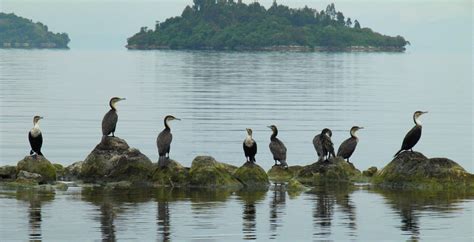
[423,111,428,114]
[267,126,272,129]
[39,116,44,119]
[120,98,126,101]
[359,127,364,129]
[175,118,181,121]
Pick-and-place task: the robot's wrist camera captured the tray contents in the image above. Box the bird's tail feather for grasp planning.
[394,149,402,157]
[158,156,168,168]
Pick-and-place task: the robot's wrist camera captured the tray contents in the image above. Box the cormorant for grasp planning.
[157,115,180,167]
[394,111,428,157]
[267,125,288,167]
[313,128,335,162]
[28,116,44,157]
[243,128,257,163]
[101,97,126,137]
[337,126,364,162]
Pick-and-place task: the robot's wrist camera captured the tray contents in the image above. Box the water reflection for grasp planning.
[157,202,170,242]
[374,188,474,241]
[269,184,286,239]
[235,190,267,240]
[16,190,55,241]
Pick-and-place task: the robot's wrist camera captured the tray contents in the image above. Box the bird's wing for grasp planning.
[102,110,118,135]
[401,126,422,150]
[157,130,172,153]
[337,137,357,158]
[313,135,323,156]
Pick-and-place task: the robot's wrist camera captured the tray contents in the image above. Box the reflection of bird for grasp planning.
[314,128,335,162]
[243,128,257,163]
[394,111,428,157]
[28,116,44,157]
[337,126,363,163]
[267,125,288,167]
[101,97,126,137]
[157,115,180,167]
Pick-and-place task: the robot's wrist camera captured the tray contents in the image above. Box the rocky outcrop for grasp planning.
[267,165,303,182]
[17,170,42,183]
[233,162,269,189]
[362,166,378,177]
[374,151,474,189]
[16,156,57,183]
[297,157,361,184]
[0,165,17,180]
[64,161,84,180]
[79,137,154,184]
[152,159,189,187]
[188,156,242,188]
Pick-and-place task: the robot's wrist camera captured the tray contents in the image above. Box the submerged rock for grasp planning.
[79,136,154,183]
[234,162,269,189]
[0,165,17,180]
[16,156,57,183]
[287,178,307,192]
[374,151,474,189]
[188,156,242,188]
[152,159,189,187]
[297,157,361,184]
[267,165,303,182]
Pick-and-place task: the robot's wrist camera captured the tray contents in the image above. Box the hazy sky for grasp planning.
[1,0,472,52]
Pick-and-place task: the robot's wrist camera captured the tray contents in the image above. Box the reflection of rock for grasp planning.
[267,165,303,182]
[79,137,154,183]
[16,156,57,183]
[234,162,269,189]
[188,156,242,188]
[152,160,189,187]
[297,157,361,184]
[0,165,17,180]
[374,151,474,189]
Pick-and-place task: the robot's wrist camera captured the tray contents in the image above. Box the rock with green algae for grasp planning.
[152,159,189,187]
[0,165,17,180]
[64,160,84,180]
[188,156,242,188]
[267,165,303,182]
[362,166,378,177]
[16,155,57,183]
[296,157,361,184]
[373,151,474,190]
[79,136,154,183]
[233,162,269,189]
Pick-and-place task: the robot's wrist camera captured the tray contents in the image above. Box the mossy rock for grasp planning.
[188,156,242,188]
[16,156,56,183]
[152,159,189,187]
[53,163,66,180]
[234,162,269,189]
[0,165,17,180]
[373,151,474,190]
[362,166,378,177]
[64,161,84,180]
[79,136,154,184]
[267,165,303,182]
[296,157,361,185]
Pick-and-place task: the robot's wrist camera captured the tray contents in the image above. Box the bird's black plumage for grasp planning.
[268,125,288,167]
[394,111,427,157]
[337,126,363,162]
[243,140,257,163]
[28,131,43,156]
[313,128,333,162]
[157,115,180,168]
[102,97,125,137]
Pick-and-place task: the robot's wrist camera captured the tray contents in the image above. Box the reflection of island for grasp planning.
[310,185,356,238]
[236,190,267,241]
[16,191,55,241]
[374,189,474,241]
[269,184,286,239]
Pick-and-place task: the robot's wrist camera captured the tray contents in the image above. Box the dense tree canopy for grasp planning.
[127,1,408,50]
[0,13,70,48]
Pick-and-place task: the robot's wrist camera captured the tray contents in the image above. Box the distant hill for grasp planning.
[127,1,408,51]
[0,13,70,49]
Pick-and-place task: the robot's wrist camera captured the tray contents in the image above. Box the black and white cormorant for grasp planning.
[28,115,44,157]
[101,97,126,137]
[157,115,180,168]
[394,111,428,157]
[243,128,257,163]
[313,128,335,162]
[337,126,363,162]
[268,125,288,167]
[313,128,333,162]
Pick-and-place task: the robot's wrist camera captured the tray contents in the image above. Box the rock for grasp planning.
[152,159,189,187]
[287,178,307,192]
[53,163,66,180]
[233,162,269,189]
[374,151,474,189]
[64,161,84,180]
[296,157,361,184]
[267,165,303,182]
[79,136,154,184]
[54,182,69,191]
[362,166,378,177]
[16,155,57,183]
[188,156,242,188]
[17,170,42,183]
[0,165,17,180]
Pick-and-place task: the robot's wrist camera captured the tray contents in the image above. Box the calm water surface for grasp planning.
[0,49,472,240]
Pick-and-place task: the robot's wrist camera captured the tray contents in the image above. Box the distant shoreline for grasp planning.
[126,44,406,52]
[1,42,69,49]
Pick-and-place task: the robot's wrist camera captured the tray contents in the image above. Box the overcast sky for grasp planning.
[1,0,472,52]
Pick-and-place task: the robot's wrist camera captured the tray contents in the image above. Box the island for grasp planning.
[0,13,70,49]
[127,1,409,51]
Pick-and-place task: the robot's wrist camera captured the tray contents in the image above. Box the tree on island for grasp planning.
[127,1,408,50]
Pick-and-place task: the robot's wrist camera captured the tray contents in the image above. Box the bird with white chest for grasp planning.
[28,115,44,158]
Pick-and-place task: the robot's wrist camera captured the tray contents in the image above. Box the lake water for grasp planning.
[0,49,472,240]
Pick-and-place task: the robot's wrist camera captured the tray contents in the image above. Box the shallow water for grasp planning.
[0,185,473,241]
